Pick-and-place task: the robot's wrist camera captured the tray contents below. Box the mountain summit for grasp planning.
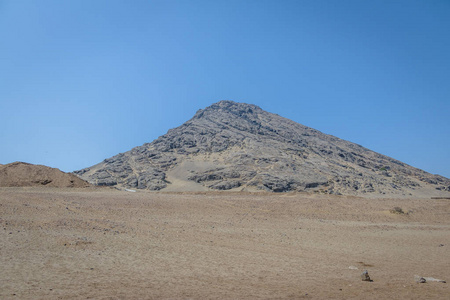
[75,100,449,196]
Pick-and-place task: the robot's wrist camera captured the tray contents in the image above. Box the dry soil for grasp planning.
[1,187,449,299]
[0,162,90,188]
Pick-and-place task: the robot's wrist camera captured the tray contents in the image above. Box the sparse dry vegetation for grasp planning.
[390,206,406,214]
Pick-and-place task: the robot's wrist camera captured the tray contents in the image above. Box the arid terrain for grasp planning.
[1,187,449,299]
[0,162,90,188]
[76,101,450,197]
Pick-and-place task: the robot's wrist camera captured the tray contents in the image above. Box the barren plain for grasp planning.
[1,187,449,299]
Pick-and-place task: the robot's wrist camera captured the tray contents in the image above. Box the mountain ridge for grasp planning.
[75,100,450,196]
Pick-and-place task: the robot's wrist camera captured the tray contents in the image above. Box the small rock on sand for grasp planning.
[361,270,371,281]
[415,275,426,283]
[415,275,446,283]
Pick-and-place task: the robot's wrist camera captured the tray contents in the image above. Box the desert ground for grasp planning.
[1,187,449,299]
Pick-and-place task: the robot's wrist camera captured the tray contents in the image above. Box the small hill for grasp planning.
[0,162,91,188]
[75,100,450,196]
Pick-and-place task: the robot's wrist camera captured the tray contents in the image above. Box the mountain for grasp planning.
[0,162,91,188]
[75,100,450,196]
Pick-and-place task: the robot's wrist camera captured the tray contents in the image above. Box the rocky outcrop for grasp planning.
[75,100,450,196]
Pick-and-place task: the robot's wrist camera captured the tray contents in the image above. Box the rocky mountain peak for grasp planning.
[196,100,261,115]
[191,100,265,128]
[75,101,450,197]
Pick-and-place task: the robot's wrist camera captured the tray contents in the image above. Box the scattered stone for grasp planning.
[348,266,358,270]
[361,270,371,281]
[438,244,444,247]
[415,276,426,283]
[415,275,446,283]
[424,276,446,283]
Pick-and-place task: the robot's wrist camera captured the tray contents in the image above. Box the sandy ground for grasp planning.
[1,187,449,299]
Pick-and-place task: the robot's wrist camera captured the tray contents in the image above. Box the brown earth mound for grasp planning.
[0,162,91,188]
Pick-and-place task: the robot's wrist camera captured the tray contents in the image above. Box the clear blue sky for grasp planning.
[1,0,449,177]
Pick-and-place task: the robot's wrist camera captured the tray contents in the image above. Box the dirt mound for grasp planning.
[0,162,91,188]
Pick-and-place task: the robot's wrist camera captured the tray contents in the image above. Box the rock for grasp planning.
[188,173,223,183]
[136,168,167,190]
[361,270,371,281]
[415,275,426,283]
[209,180,241,190]
[415,275,446,283]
